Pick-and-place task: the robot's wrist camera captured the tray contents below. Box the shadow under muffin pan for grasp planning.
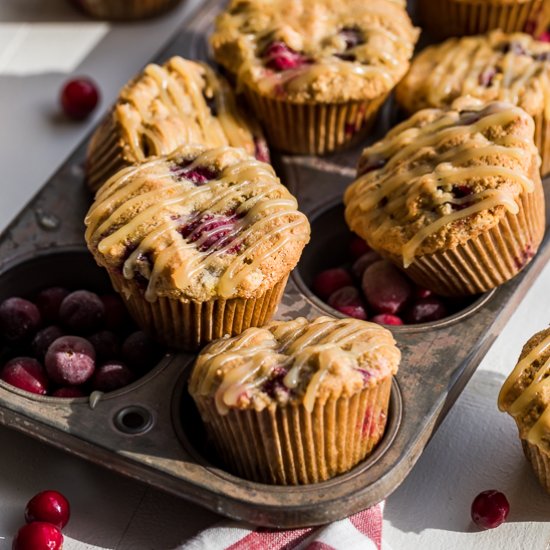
[0,0,549,529]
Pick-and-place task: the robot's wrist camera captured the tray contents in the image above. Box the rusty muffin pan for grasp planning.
[0,0,549,528]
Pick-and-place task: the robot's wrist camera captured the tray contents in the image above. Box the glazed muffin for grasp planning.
[396,31,550,174]
[86,57,269,193]
[499,327,550,493]
[85,145,310,350]
[344,99,545,297]
[188,316,400,484]
[210,0,418,155]
[417,0,549,40]
[72,0,182,20]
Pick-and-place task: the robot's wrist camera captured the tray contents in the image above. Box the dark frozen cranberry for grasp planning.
[349,236,370,259]
[180,213,240,252]
[313,268,354,300]
[406,296,448,324]
[352,250,382,279]
[100,294,129,332]
[122,331,160,373]
[59,290,104,333]
[328,286,363,309]
[362,261,412,314]
[0,297,41,343]
[478,67,496,87]
[51,387,86,398]
[337,304,367,320]
[471,490,510,529]
[88,330,120,361]
[91,361,135,392]
[358,155,386,176]
[262,41,309,71]
[45,335,96,385]
[25,490,70,529]
[60,77,99,120]
[1,357,48,395]
[180,165,218,185]
[414,287,433,300]
[371,314,404,326]
[35,287,69,323]
[13,522,63,550]
[254,138,271,163]
[339,27,364,50]
[31,326,65,360]
[261,367,289,398]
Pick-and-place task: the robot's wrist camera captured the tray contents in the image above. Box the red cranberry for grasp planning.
[59,290,104,334]
[25,490,70,529]
[32,326,65,360]
[52,387,86,398]
[254,138,271,163]
[180,213,240,252]
[539,31,550,43]
[45,335,95,385]
[35,287,70,324]
[60,77,99,120]
[262,41,308,71]
[0,297,41,343]
[414,287,433,300]
[313,268,353,300]
[327,286,363,309]
[122,331,159,373]
[352,250,382,279]
[13,522,63,550]
[406,296,448,324]
[91,361,134,392]
[471,490,510,529]
[1,357,48,395]
[88,330,120,361]
[337,304,367,320]
[371,314,404,326]
[349,236,370,259]
[261,367,289,398]
[100,294,129,332]
[177,165,218,185]
[361,261,412,314]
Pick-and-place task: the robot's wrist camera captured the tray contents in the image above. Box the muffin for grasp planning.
[395,31,550,175]
[499,327,550,493]
[188,316,400,484]
[210,0,418,155]
[86,57,269,193]
[417,0,549,40]
[344,99,545,297]
[71,0,182,20]
[84,145,310,350]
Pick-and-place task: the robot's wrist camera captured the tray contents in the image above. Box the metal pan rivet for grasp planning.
[114,406,153,435]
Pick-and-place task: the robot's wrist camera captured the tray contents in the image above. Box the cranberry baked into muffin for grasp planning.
[499,327,550,494]
[85,145,310,350]
[344,99,545,296]
[396,31,550,174]
[86,57,268,193]
[189,316,400,484]
[211,0,418,154]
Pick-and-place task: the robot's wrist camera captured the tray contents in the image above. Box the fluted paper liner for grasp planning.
[244,88,388,156]
[418,0,546,39]
[194,377,392,485]
[391,183,545,297]
[533,110,550,177]
[107,273,288,351]
[75,0,181,20]
[522,439,550,493]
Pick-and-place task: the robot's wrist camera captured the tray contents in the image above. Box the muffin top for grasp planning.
[87,57,266,169]
[188,316,400,415]
[396,30,550,117]
[499,328,550,450]
[85,145,310,302]
[344,99,540,267]
[210,0,418,102]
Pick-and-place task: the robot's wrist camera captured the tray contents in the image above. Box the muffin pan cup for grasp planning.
[0,0,550,528]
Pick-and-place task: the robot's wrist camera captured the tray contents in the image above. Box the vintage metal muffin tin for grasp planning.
[0,0,549,529]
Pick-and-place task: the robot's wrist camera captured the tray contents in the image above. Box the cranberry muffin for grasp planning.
[211,0,418,155]
[417,0,549,40]
[85,145,310,350]
[86,57,268,193]
[396,31,550,174]
[499,327,550,493]
[189,316,400,484]
[344,99,545,296]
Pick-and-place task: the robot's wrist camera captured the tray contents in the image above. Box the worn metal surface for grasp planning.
[0,0,548,528]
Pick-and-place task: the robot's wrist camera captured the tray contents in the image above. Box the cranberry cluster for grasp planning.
[13,490,70,550]
[312,235,471,325]
[0,287,162,397]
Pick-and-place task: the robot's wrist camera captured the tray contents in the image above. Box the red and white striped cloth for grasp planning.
[182,502,384,550]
